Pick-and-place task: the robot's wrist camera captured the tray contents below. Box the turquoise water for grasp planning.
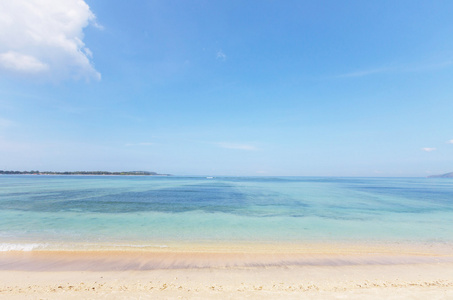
[0,175,452,250]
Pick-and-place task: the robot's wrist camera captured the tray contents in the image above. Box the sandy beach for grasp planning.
[1,263,453,299]
[1,244,453,299]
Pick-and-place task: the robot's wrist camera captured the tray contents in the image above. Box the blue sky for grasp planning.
[0,0,452,176]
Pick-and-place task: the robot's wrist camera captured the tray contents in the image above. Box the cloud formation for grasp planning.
[125,142,153,147]
[337,67,389,78]
[337,60,453,79]
[0,0,100,80]
[217,142,256,151]
[216,50,226,61]
[447,139,453,144]
[421,147,436,152]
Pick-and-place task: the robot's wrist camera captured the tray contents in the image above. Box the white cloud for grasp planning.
[125,142,153,147]
[216,50,226,61]
[421,147,436,152]
[447,139,453,144]
[406,60,453,72]
[0,51,49,73]
[337,60,453,79]
[337,67,389,78]
[0,0,100,80]
[217,142,256,151]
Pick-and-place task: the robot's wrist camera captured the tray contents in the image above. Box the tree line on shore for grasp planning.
[0,170,167,176]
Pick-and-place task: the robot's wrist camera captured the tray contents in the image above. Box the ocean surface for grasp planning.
[0,175,452,251]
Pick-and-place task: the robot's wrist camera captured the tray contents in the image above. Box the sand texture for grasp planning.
[1,249,453,299]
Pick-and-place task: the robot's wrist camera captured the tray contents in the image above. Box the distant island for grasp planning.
[0,170,170,176]
[428,172,453,178]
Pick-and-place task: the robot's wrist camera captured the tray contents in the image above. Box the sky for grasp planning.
[0,0,452,176]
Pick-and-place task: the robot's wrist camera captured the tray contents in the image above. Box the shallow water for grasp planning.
[0,175,452,251]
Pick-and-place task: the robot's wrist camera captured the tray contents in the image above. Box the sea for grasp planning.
[0,175,452,251]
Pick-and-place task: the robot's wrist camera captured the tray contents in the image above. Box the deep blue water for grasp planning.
[0,175,452,250]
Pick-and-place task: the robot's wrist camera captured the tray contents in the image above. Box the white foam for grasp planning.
[0,243,45,251]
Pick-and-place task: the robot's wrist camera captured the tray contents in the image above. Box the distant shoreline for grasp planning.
[0,170,170,176]
[427,171,453,178]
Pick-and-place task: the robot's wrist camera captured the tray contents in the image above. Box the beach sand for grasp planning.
[1,244,453,299]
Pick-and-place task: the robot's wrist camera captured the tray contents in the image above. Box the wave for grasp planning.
[0,243,47,251]
[0,242,169,251]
